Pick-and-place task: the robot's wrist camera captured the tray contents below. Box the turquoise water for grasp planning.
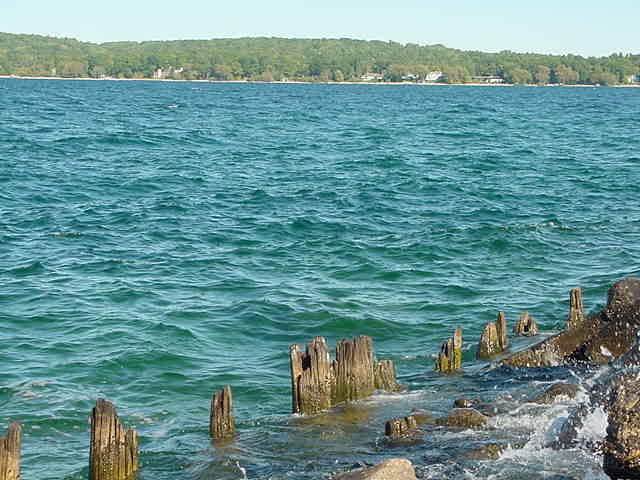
[1,79,639,479]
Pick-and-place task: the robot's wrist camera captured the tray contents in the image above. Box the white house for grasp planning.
[360,72,384,82]
[425,71,443,82]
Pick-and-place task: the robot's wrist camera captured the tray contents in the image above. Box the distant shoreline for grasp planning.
[1,75,638,88]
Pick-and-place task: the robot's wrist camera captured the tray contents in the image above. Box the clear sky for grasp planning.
[3,0,638,57]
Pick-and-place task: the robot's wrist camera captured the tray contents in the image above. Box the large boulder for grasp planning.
[502,278,640,368]
[328,458,417,480]
[603,373,640,479]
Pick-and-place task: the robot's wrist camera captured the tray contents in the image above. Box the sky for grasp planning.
[3,0,639,57]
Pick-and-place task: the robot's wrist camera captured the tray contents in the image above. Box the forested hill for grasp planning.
[1,32,639,85]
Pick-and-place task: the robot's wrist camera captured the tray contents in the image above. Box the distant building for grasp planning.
[627,74,640,84]
[425,71,443,82]
[473,75,504,84]
[360,72,384,82]
[153,66,184,79]
[402,73,418,81]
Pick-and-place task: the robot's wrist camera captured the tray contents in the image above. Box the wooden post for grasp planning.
[0,422,21,480]
[496,312,508,350]
[567,288,585,330]
[477,322,500,359]
[90,399,139,480]
[210,385,235,440]
[290,337,333,414]
[513,312,538,336]
[332,335,375,404]
[452,328,463,370]
[385,415,418,439]
[435,329,463,373]
[374,360,401,392]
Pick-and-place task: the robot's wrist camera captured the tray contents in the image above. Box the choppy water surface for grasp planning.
[1,79,639,479]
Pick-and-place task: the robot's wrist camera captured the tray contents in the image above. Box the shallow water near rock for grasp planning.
[1,79,640,479]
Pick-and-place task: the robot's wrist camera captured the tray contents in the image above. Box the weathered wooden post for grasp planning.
[477,322,500,359]
[385,415,419,439]
[0,422,21,480]
[513,312,538,336]
[436,328,462,373]
[332,335,375,404]
[496,311,508,350]
[90,399,139,480]
[374,360,401,392]
[567,287,585,330]
[290,337,333,414]
[210,385,235,440]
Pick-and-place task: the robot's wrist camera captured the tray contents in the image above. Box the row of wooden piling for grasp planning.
[1,334,398,479]
[435,287,584,373]
[1,290,585,477]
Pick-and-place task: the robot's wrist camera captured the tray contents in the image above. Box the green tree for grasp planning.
[554,65,579,84]
[505,67,532,84]
[333,69,344,82]
[589,71,618,85]
[534,65,551,84]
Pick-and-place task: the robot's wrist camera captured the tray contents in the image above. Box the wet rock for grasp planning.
[603,372,640,479]
[454,397,480,408]
[531,383,580,404]
[409,409,435,425]
[328,458,417,480]
[436,408,488,429]
[459,443,506,460]
[502,278,640,368]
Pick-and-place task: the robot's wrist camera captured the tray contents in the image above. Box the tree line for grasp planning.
[1,32,638,85]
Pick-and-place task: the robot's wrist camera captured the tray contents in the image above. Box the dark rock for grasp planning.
[604,372,640,479]
[409,409,436,425]
[502,278,640,368]
[327,458,417,480]
[454,398,480,408]
[531,383,580,404]
[459,443,506,461]
[436,408,488,429]
[603,278,640,324]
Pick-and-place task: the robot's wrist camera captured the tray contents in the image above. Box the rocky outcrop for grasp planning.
[604,373,640,479]
[328,458,417,480]
[502,278,640,368]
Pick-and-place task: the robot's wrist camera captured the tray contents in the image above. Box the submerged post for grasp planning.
[477,322,500,359]
[496,312,508,351]
[513,312,538,336]
[385,415,419,439]
[374,359,401,392]
[210,385,235,440]
[0,422,21,480]
[332,335,375,404]
[90,399,139,480]
[290,335,399,414]
[567,288,585,330]
[436,328,463,373]
[290,337,333,414]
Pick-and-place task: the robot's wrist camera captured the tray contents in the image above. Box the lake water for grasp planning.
[1,79,639,479]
